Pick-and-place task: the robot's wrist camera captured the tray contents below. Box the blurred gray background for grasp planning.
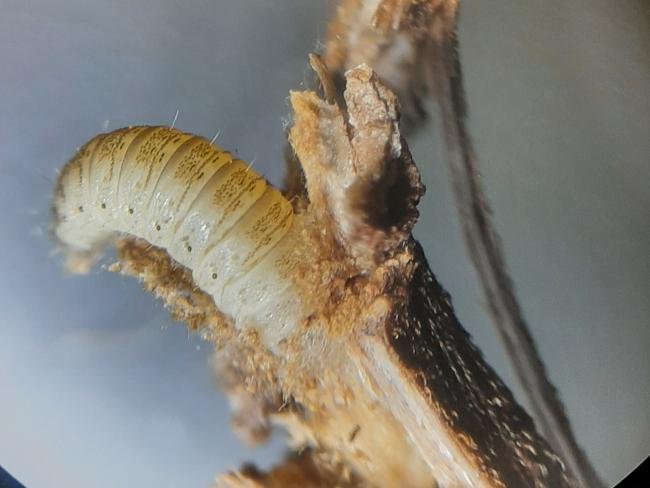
[0,0,648,486]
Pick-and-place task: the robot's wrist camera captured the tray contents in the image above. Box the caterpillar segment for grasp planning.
[53,126,302,344]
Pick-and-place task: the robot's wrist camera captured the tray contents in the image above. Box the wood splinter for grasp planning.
[321,3,603,487]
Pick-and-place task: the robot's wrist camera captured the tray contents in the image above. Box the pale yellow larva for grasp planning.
[53,126,301,344]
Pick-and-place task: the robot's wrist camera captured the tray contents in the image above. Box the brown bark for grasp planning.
[321,2,602,486]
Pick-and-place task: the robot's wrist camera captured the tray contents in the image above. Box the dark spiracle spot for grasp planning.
[101,202,106,209]
[128,208,134,214]
[155,224,161,231]
[78,206,84,212]
[211,272,217,279]
[187,245,192,252]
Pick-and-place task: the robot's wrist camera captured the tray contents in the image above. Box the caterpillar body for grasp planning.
[54,126,302,343]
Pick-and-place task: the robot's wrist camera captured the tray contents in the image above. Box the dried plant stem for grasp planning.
[432,34,604,488]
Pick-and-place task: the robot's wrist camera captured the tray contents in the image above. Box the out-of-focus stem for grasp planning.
[432,32,604,488]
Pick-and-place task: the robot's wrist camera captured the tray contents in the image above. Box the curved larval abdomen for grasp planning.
[53,126,302,345]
